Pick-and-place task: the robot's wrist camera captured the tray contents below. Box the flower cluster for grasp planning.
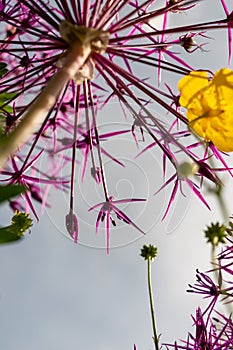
[0,0,232,251]
[163,227,233,349]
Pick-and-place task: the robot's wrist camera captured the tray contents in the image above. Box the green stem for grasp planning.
[147,258,159,350]
[211,244,219,281]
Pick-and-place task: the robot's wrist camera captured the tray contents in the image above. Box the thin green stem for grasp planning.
[211,244,219,282]
[147,258,159,350]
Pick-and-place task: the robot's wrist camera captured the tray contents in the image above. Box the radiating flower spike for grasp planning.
[0,0,233,250]
[89,196,145,253]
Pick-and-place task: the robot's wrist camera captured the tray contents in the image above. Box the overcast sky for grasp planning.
[0,1,233,350]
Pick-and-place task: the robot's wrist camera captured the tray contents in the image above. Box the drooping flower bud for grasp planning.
[65,210,78,243]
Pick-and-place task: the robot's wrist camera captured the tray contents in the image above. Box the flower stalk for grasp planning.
[0,18,109,169]
[141,244,159,350]
[0,41,91,168]
[148,257,159,350]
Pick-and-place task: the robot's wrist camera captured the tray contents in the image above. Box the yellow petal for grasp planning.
[210,68,233,107]
[178,71,209,107]
[188,108,233,152]
[178,68,233,152]
[210,130,233,153]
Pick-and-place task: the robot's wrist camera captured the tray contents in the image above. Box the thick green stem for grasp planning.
[0,43,91,169]
[147,258,159,350]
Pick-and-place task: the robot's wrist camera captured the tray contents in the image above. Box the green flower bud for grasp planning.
[140,244,158,261]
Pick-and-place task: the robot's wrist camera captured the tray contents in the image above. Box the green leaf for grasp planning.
[0,227,23,243]
[0,92,17,113]
[0,114,5,136]
[1,104,13,113]
[0,92,17,102]
[0,62,8,78]
[0,184,26,204]
[0,212,33,244]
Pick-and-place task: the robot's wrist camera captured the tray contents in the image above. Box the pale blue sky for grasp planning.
[0,1,233,350]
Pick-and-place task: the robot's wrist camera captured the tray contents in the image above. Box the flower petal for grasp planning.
[178,70,209,107]
[179,68,233,152]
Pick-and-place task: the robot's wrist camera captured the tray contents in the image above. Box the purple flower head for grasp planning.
[187,269,219,300]
[164,308,233,349]
[187,269,220,326]
[187,267,233,320]
[0,0,232,250]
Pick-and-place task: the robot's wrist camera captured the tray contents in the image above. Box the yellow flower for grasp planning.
[178,68,233,152]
